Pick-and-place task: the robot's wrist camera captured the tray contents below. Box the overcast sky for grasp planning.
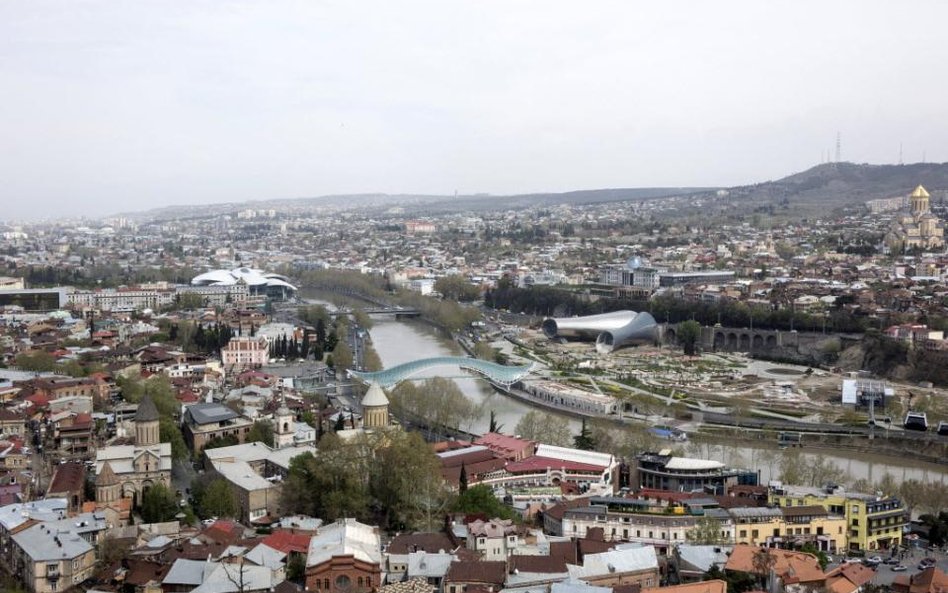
[2,1,947,220]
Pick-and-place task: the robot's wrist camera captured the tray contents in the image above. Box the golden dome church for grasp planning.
[885,185,945,253]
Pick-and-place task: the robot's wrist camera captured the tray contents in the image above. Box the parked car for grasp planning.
[891,565,908,572]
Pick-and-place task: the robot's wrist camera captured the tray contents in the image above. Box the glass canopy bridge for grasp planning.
[348,356,535,390]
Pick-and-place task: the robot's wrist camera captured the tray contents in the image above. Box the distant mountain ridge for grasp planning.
[721,161,948,209]
[116,161,948,222]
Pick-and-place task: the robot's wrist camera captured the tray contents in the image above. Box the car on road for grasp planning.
[867,556,883,564]
[891,565,907,572]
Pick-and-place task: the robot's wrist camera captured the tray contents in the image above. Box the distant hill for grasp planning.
[122,187,711,221]
[118,161,948,222]
[720,161,948,211]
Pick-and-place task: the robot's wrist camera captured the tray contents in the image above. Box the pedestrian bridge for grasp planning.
[349,356,535,389]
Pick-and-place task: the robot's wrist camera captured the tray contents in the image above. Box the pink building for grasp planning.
[221,336,269,368]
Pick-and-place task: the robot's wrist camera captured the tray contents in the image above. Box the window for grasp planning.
[358,577,363,588]
[335,575,351,590]
[752,529,759,539]
[740,530,747,538]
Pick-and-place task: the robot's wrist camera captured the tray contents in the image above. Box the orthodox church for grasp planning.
[885,185,945,252]
[94,395,173,513]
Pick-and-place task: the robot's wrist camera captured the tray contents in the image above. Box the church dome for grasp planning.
[361,382,389,407]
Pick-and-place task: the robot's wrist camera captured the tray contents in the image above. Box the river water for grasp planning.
[305,292,948,485]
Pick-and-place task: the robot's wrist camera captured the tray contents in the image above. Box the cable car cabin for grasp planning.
[778,432,802,447]
[937,421,948,436]
[903,411,929,432]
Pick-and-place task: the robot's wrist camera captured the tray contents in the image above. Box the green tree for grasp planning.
[14,351,56,372]
[677,320,702,356]
[799,543,829,570]
[286,553,307,582]
[200,478,239,519]
[573,418,596,450]
[159,418,188,460]
[459,463,468,494]
[352,309,373,330]
[686,516,726,544]
[514,410,571,447]
[246,420,274,446]
[332,341,354,373]
[174,292,206,310]
[778,449,807,485]
[473,341,496,361]
[203,434,239,450]
[453,484,515,521]
[488,410,502,434]
[141,483,179,523]
[370,431,446,530]
[434,275,481,302]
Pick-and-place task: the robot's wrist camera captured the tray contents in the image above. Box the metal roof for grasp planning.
[350,356,534,389]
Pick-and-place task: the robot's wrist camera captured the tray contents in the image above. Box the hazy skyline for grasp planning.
[2,1,947,220]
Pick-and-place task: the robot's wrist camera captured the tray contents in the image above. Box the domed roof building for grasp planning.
[191,267,297,299]
[885,185,945,253]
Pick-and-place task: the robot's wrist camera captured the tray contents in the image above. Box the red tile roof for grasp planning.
[262,530,313,555]
[473,433,535,459]
[506,456,606,474]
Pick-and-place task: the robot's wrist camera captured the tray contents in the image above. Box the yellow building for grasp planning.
[729,506,846,553]
[886,185,945,253]
[769,485,905,552]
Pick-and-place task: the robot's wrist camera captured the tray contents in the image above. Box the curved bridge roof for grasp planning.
[349,356,534,389]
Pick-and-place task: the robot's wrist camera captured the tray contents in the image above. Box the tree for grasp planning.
[751,547,776,590]
[14,351,56,372]
[434,275,481,302]
[778,449,807,485]
[474,341,496,361]
[573,418,596,450]
[677,320,702,356]
[370,431,446,530]
[286,553,307,582]
[799,543,829,570]
[141,483,178,523]
[453,484,515,521]
[332,341,354,373]
[203,434,239,450]
[200,478,239,519]
[488,410,502,434]
[459,462,468,494]
[686,516,725,544]
[514,410,571,447]
[246,420,274,447]
[97,534,128,568]
[159,418,188,460]
[175,292,206,310]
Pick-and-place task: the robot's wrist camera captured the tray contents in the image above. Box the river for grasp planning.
[305,292,948,485]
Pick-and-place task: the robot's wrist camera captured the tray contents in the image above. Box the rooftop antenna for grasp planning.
[922,150,926,163]
[835,131,841,162]
[899,143,903,165]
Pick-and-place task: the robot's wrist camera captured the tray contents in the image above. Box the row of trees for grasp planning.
[389,378,478,437]
[484,282,872,334]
